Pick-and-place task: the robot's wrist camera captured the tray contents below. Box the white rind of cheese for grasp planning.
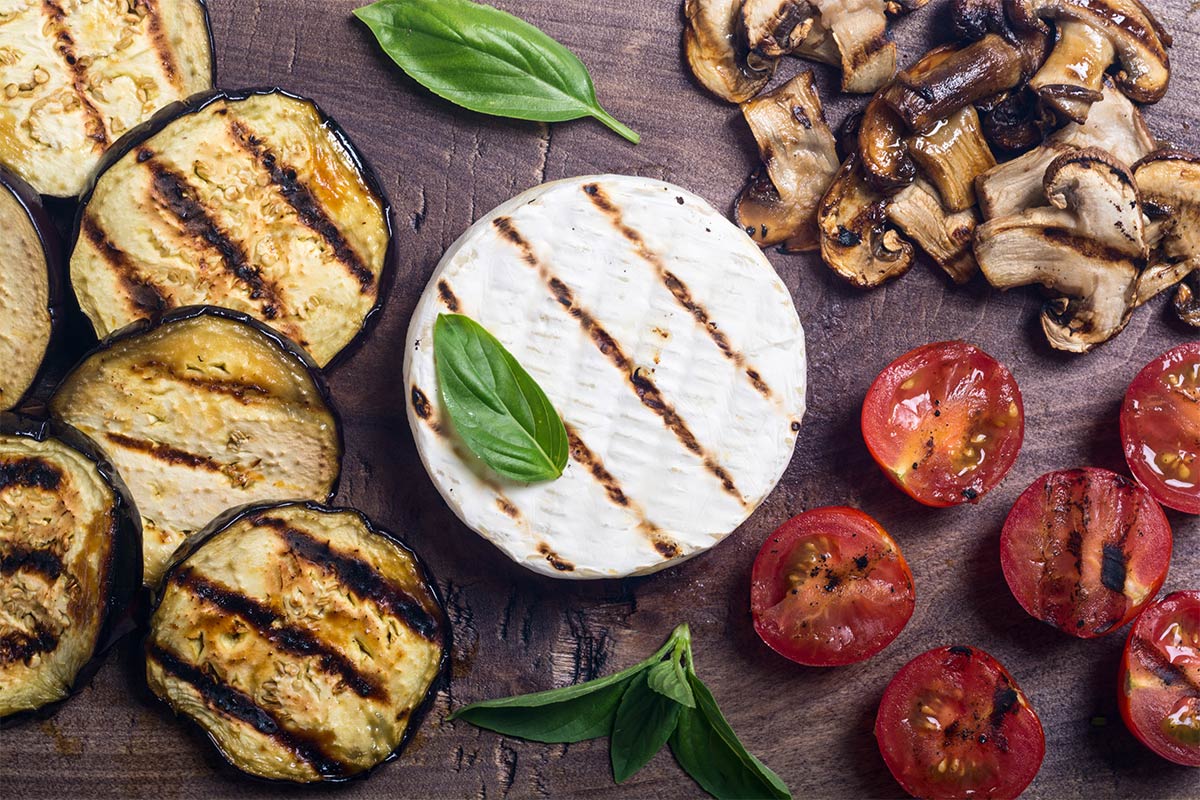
[405,175,806,579]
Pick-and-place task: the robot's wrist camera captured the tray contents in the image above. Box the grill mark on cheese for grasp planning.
[40,0,109,149]
[0,545,65,582]
[0,457,63,491]
[102,432,250,489]
[491,216,747,507]
[563,423,681,560]
[81,215,171,317]
[0,622,59,665]
[252,516,441,642]
[174,567,386,700]
[140,0,182,91]
[536,543,574,572]
[228,120,376,292]
[436,280,460,312]
[140,150,302,341]
[146,642,349,778]
[582,183,774,400]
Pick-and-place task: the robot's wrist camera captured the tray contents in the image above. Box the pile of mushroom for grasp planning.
[686,0,1194,352]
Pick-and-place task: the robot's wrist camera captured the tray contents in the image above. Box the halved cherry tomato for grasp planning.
[1119,590,1200,767]
[1121,342,1200,514]
[1000,468,1172,638]
[750,507,915,667]
[862,341,1024,507]
[875,645,1045,800]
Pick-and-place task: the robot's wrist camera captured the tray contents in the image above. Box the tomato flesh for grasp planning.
[1119,590,1200,766]
[1121,343,1200,514]
[862,341,1024,507]
[750,507,915,667]
[1000,468,1172,638]
[875,645,1045,799]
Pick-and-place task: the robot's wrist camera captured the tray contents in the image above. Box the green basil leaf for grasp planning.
[610,671,682,783]
[354,0,639,143]
[669,674,791,799]
[450,675,632,743]
[433,314,568,483]
[647,658,695,708]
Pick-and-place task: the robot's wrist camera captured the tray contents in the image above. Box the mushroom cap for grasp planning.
[975,148,1145,352]
[818,156,915,287]
[1133,149,1200,326]
[1006,0,1171,104]
[1029,20,1115,123]
[685,0,775,103]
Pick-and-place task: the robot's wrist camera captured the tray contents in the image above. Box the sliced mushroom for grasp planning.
[1132,149,1200,326]
[974,149,1146,352]
[818,156,915,287]
[741,0,818,68]
[977,88,1057,153]
[887,178,980,283]
[1028,21,1114,123]
[1175,274,1200,327]
[907,105,997,212]
[1007,0,1171,105]
[793,16,842,65]
[811,0,897,94]
[887,0,932,13]
[881,31,1049,133]
[685,0,775,103]
[976,82,1157,219]
[952,0,1011,41]
[735,72,841,252]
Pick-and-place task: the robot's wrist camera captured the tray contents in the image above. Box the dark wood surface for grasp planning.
[2,1,1198,797]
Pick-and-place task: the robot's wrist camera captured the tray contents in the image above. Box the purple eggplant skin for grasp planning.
[0,168,65,413]
[0,413,143,728]
[70,87,397,372]
[145,500,451,786]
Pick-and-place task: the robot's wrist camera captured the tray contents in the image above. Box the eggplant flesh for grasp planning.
[0,173,54,411]
[0,0,214,198]
[146,502,447,783]
[0,415,140,722]
[71,90,392,367]
[49,308,342,586]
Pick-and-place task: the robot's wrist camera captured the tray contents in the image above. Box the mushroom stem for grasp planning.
[1029,21,1115,123]
[907,105,997,212]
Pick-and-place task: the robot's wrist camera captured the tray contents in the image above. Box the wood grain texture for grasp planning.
[2,0,1198,797]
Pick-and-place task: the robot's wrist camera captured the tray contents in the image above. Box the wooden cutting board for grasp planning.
[2,1,1198,797]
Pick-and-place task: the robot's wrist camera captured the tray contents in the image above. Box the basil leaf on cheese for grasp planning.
[434,314,568,482]
[353,0,639,143]
[669,673,791,800]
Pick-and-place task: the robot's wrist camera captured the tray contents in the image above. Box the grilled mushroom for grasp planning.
[907,105,997,212]
[741,0,818,68]
[976,83,1157,219]
[977,88,1057,153]
[1028,21,1114,122]
[736,72,841,251]
[975,149,1146,352]
[887,179,980,283]
[1132,150,1200,327]
[818,156,915,287]
[812,0,897,93]
[685,0,774,103]
[1008,0,1171,106]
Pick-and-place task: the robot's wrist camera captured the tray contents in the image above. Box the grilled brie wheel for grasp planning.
[49,307,342,586]
[70,89,393,367]
[146,501,446,783]
[405,175,807,579]
[0,414,140,724]
[0,169,59,411]
[0,0,213,198]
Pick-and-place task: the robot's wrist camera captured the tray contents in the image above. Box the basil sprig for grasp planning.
[449,624,790,799]
[433,314,568,483]
[354,0,640,143]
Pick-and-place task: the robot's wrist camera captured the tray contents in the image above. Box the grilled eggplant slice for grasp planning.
[70,88,394,368]
[0,0,214,198]
[48,307,342,586]
[0,169,61,411]
[0,414,140,725]
[146,501,447,783]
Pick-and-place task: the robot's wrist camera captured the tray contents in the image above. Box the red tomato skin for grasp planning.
[875,646,1045,800]
[1000,468,1173,639]
[1121,342,1200,514]
[1118,590,1200,767]
[750,507,915,667]
[861,341,1025,508]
